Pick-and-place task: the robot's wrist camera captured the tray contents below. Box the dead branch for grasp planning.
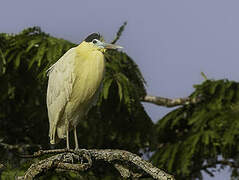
[17,149,174,180]
[142,94,200,107]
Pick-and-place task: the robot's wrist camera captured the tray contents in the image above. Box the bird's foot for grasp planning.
[79,149,91,165]
[74,147,80,152]
[73,148,91,164]
[62,153,76,164]
[74,148,84,162]
[64,147,70,152]
[74,148,88,155]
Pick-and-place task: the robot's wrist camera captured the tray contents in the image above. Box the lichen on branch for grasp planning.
[18,149,174,180]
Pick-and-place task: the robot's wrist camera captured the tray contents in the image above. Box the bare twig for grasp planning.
[18,149,174,180]
[203,168,214,177]
[18,148,72,158]
[142,94,200,107]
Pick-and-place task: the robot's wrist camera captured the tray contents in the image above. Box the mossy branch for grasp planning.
[17,149,174,180]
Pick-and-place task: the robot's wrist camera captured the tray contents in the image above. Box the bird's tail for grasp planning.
[49,123,60,144]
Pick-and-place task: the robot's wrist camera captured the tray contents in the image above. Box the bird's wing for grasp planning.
[47,48,76,143]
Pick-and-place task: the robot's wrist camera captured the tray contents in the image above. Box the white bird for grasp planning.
[46,33,122,149]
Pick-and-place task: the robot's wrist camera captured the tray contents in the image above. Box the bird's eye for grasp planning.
[92,39,97,44]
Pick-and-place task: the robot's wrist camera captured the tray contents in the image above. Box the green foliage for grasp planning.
[0,27,75,147]
[0,27,154,179]
[2,26,239,180]
[111,21,127,44]
[152,79,239,179]
[3,27,74,76]
[103,50,146,110]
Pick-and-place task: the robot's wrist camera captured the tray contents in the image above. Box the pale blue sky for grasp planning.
[1,0,238,179]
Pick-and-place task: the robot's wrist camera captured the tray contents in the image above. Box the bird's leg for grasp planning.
[65,120,70,150]
[66,128,70,150]
[74,127,79,150]
[63,121,75,163]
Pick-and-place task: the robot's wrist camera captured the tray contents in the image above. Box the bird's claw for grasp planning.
[74,147,80,152]
[73,148,91,164]
[63,153,75,164]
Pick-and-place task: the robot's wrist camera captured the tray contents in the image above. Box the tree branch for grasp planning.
[142,94,200,107]
[0,142,41,152]
[17,149,174,180]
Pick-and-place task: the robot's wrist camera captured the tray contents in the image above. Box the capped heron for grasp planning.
[47,33,122,149]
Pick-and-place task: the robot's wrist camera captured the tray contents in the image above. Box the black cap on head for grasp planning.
[84,33,101,42]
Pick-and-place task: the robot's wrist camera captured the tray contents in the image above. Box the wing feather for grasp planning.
[47,47,76,144]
